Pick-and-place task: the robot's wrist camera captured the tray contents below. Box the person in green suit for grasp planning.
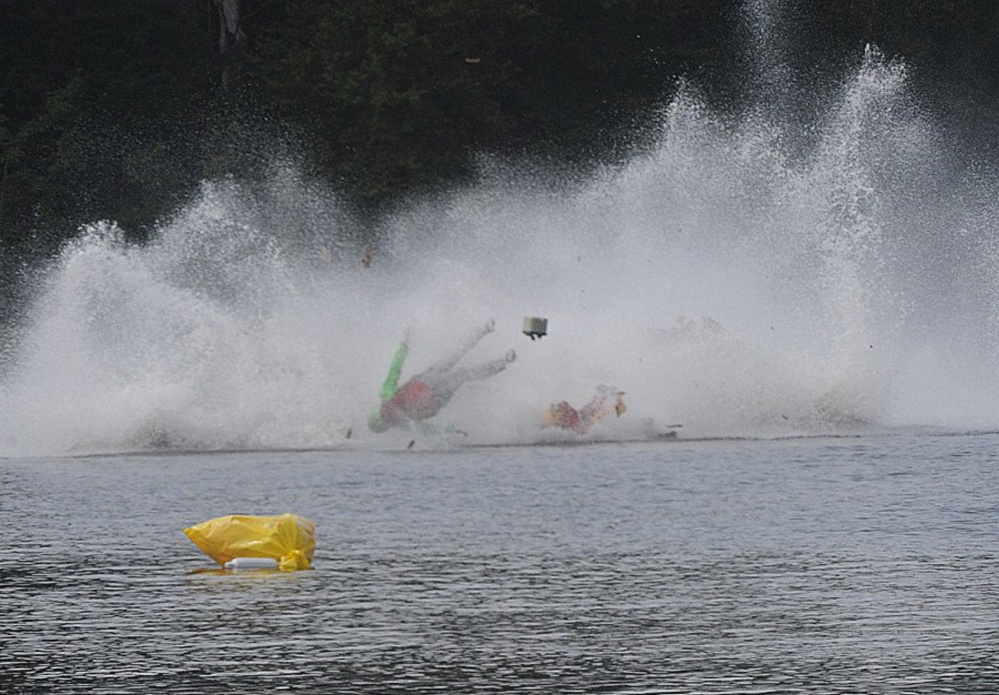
[368,319,516,433]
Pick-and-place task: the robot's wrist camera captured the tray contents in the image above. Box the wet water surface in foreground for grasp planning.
[2,432,998,693]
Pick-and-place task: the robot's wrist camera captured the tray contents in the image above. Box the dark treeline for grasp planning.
[2,0,999,317]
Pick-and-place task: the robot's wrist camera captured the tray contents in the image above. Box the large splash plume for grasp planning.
[3,5,999,456]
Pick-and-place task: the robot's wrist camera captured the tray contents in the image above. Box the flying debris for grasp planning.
[523,316,548,340]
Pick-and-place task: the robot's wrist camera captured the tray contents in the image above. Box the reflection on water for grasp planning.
[2,434,999,693]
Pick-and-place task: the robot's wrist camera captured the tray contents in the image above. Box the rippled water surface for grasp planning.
[2,432,998,694]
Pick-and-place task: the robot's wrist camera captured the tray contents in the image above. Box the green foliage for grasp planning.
[0,1,223,252]
[253,0,723,209]
[1,0,999,289]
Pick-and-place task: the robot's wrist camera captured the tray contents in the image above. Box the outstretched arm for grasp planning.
[379,341,409,401]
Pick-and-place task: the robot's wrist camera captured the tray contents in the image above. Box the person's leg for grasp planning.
[422,318,496,376]
[422,351,514,398]
[578,385,623,429]
[579,386,613,417]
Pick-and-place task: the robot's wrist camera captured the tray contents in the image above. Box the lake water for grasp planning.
[2,430,998,694]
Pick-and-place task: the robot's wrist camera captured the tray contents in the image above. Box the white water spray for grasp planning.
[4,16,999,456]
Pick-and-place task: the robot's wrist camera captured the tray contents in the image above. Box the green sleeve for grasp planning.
[379,342,409,401]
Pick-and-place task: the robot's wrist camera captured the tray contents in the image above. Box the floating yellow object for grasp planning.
[184,513,316,571]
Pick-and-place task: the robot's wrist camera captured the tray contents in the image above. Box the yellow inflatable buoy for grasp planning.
[184,513,316,571]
